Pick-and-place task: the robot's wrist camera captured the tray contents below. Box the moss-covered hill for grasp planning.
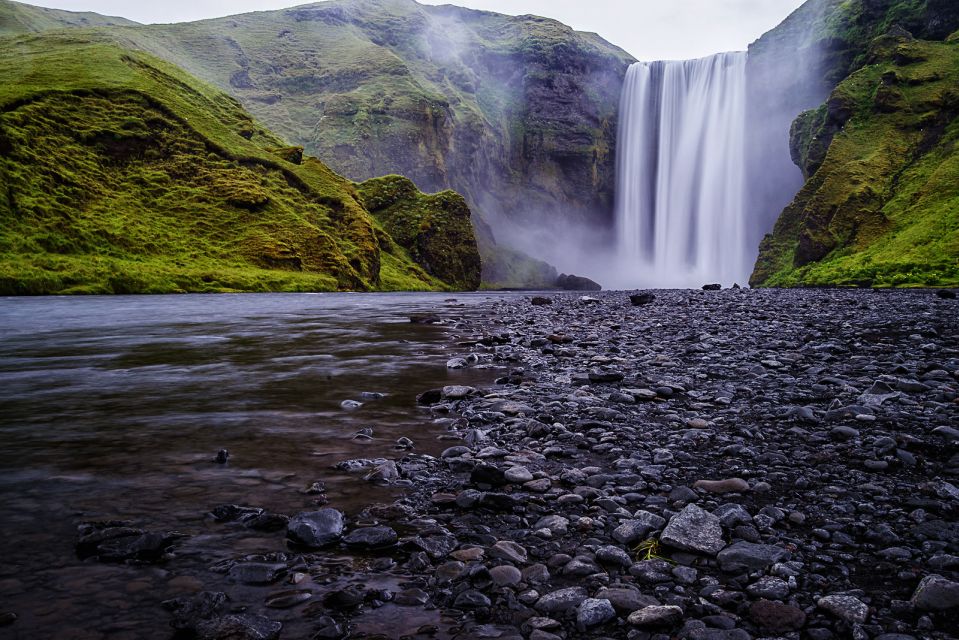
[13,0,630,286]
[749,0,959,288]
[0,0,136,36]
[752,32,959,287]
[0,32,480,294]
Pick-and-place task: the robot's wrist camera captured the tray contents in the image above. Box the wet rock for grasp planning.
[195,614,282,640]
[286,509,345,548]
[228,563,287,585]
[213,449,229,464]
[344,526,398,548]
[702,284,722,291]
[443,385,476,399]
[395,588,430,606]
[660,504,725,555]
[323,588,365,610]
[628,605,684,628]
[76,522,185,563]
[0,613,15,627]
[577,598,616,628]
[340,400,363,410]
[911,574,959,611]
[817,594,869,623]
[749,599,806,633]
[595,587,658,613]
[264,590,311,609]
[163,592,229,631]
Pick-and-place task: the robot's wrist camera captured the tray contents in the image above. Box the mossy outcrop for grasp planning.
[356,175,481,291]
[751,32,959,287]
[0,33,481,294]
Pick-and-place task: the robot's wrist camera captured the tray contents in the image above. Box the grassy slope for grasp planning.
[751,33,959,287]
[55,0,631,287]
[0,32,471,294]
[0,0,136,36]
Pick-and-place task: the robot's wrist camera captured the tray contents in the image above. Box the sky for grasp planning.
[25,0,808,60]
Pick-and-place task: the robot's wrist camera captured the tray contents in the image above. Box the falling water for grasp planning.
[615,52,748,287]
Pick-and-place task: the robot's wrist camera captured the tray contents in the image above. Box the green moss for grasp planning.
[356,175,481,291]
[0,32,479,294]
[752,35,959,288]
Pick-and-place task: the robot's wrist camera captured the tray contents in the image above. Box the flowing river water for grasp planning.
[0,292,509,639]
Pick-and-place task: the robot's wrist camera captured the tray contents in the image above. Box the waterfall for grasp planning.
[615,52,748,288]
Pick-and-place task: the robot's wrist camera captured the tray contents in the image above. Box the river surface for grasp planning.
[0,292,508,640]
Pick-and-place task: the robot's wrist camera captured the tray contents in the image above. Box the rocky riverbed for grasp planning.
[32,289,959,640]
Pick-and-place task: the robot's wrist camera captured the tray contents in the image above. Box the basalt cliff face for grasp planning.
[749,0,959,287]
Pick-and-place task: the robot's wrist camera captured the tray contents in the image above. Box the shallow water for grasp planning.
[0,292,504,639]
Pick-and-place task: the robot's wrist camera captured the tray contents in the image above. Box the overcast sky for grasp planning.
[25,0,808,60]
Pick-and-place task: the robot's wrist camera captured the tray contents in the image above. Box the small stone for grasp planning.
[490,565,523,586]
[693,478,749,494]
[911,574,959,611]
[627,605,684,628]
[286,509,345,548]
[490,540,528,564]
[577,598,616,628]
[749,599,806,633]
[532,297,553,306]
[264,590,312,609]
[818,594,869,623]
[340,400,363,410]
[718,541,789,572]
[660,504,725,555]
[505,466,534,483]
[213,449,229,464]
[343,526,397,548]
[442,385,476,399]
[535,587,588,614]
[747,576,790,600]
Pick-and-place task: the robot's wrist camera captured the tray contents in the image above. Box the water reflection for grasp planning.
[0,292,503,639]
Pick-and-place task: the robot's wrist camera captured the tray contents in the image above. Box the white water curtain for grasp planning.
[615,52,748,287]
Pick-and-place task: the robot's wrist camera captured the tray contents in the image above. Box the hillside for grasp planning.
[749,0,959,287]
[0,0,136,35]
[61,0,633,283]
[0,31,480,294]
[751,31,959,287]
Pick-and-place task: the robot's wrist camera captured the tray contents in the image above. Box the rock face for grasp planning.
[749,1,959,288]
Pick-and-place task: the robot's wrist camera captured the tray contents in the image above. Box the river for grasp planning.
[0,292,507,639]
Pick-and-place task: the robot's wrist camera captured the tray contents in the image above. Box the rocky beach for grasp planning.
[30,288,958,640]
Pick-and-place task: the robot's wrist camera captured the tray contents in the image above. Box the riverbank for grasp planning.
[2,289,957,639]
